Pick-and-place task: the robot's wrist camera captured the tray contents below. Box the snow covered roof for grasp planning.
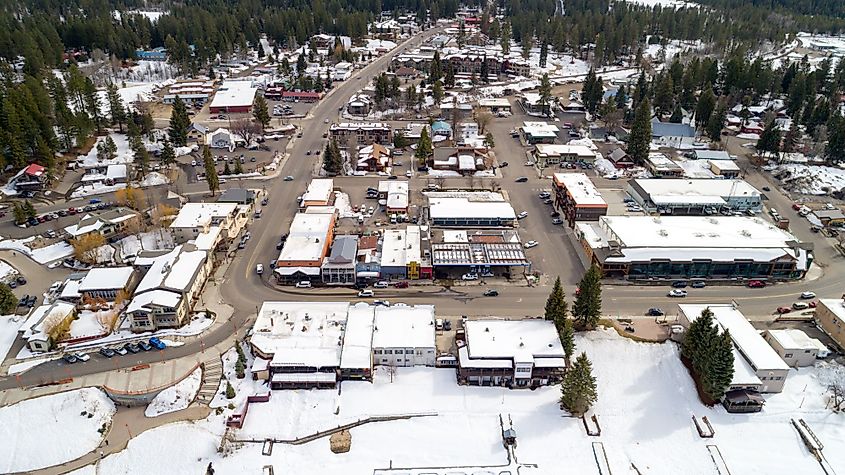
[277,213,334,263]
[330,122,390,131]
[301,179,334,205]
[192,226,222,251]
[679,304,789,372]
[60,279,81,300]
[372,305,435,349]
[693,150,733,160]
[478,98,510,107]
[209,80,257,109]
[380,226,422,267]
[134,246,207,294]
[646,153,684,172]
[458,154,476,171]
[340,303,375,370]
[427,191,516,220]
[766,329,818,351]
[126,289,182,313]
[78,267,134,292]
[709,160,741,172]
[553,173,607,206]
[631,179,761,205]
[21,301,76,341]
[819,299,845,326]
[252,302,349,367]
[537,145,597,159]
[464,320,565,361]
[521,121,559,137]
[170,203,238,229]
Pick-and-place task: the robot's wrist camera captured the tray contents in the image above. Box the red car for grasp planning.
[792,203,801,211]
[393,281,409,288]
[777,306,792,314]
[747,280,766,288]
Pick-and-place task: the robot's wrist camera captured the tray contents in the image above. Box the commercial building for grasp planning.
[372,305,436,367]
[274,213,336,283]
[218,188,256,206]
[78,267,136,301]
[651,119,696,148]
[520,121,559,144]
[678,304,789,393]
[644,153,684,178]
[321,235,358,285]
[709,160,741,178]
[300,178,335,209]
[477,98,511,113]
[340,303,375,380]
[533,144,597,167]
[430,229,530,278]
[169,202,247,244]
[553,173,608,227]
[626,179,763,214]
[690,150,732,161]
[208,80,258,114]
[329,122,392,146]
[458,320,566,388]
[763,329,822,367]
[575,216,813,281]
[426,191,516,227]
[378,180,409,214]
[379,225,431,280]
[814,299,845,351]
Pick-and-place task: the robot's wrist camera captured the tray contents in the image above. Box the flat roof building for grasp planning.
[534,144,597,166]
[576,216,813,281]
[208,80,258,114]
[301,178,334,208]
[644,153,684,178]
[627,178,762,214]
[340,303,375,380]
[169,202,246,243]
[379,225,431,280]
[430,229,530,277]
[814,299,845,352]
[678,304,789,393]
[553,173,608,227]
[427,191,516,227]
[378,180,409,214]
[372,304,436,367]
[763,329,822,367]
[521,121,559,144]
[458,319,566,388]
[275,213,336,282]
[78,267,136,300]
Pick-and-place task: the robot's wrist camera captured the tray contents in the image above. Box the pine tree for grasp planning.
[706,99,728,141]
[429,51,442,83]
[538,73,552,118]
[614,86,628,111]
[323,139,342,175]
[234,159,243,174]
[415,127,433,165]
[669,104,683,123]
[457,20,467,48]
[445,65,455,89]
[572,265,602,330]
[826,112,845,164]
[23,200,36,219]
[500,22,511,55]
[695,86,716,130]
[223,162,231,175]
[480,56,489,83]
[202,146,219,195]
[235,359,245,378]
[653,73,674,117]
[253,96,270,131]
[135,145,150,176]
[394,131,408,149]
[225,380,236,399]
[539,39,549,69]
[82,77,103,135]
[484,132,495,149]
[0,283,17,315]
[160,140,176,168]
[11,203,26,225]
[560,352,597,416]
[627,98,652,165]
[681,307,714,362]
[432,80,444,106]
[559,317,575,364]
[782,121,800,154]
[702,331,734,400]
[757,119,782,158]
[168,96,191,147]
[545,276,568,323]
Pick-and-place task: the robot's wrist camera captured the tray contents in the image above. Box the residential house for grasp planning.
[205,128,244,152]
[347,94,372,117]
[169,202,247,244]
[519,94,552,117]
[607,148,635,168]
[218,188,256,206]
[20,301,77,352]
[14,164,49,192]
[357,144,392,172]
[431,120,452,140]
[187,123,208,143]
[64,207,141,240]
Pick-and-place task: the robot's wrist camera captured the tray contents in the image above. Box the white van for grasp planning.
[435,318,444,330]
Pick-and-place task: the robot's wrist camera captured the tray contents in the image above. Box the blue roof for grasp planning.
[651,119,695,138]
[431,121,451,131]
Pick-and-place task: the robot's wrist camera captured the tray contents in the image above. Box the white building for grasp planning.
[379,180,409,214]
[533,144,597,166]
[77,267,136,300]
[208,80,258,114]
[20,301,77,352]
[678,304,790,393]
[426,191,516,227]
[372,304,436,367]
[627,179,763,214]
[300,178,334,208]
[340,303,376,380]
[169,202,246,244]
[763,329,823,367]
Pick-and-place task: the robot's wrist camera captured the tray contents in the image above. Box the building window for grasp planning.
[405,349,414,355]
[382,359,387,363]
[784,353,793,358]
[374,349,382,355]
[384,350,392,355]
[775,376,783,381]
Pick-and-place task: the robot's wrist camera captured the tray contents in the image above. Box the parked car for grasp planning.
[74,352,90,362]
[443,320,452,331]
[647,308,664,316]
[62,354,78,364]
[552,218,563,225]
[690,281,706,288]
[672,281,688,288]
[373,300,390,307]
[393,281,409,288]
[667,289,688,298]
[295,281,312,288]
[18,294,29,307]
[776,306,792,314]
[373,281,389,288]
[538,191,551,199]
[800,291,816,299]
[113,346,128,356]
[524,240,539,248]
[149,337,166,350]
[358,289,374,297]
[550,211,561,218]
[517,211,528,219]
[138,341,153,351]
[256,264,264,275]
[284,175,294,181]
[792,301,810,310]
[747,280,766,288]
[483,289,499,297]
[15,276,25,285]
[124,343,141,354]
[500,161,509,167]
[261,197,269,206]
[462,273,479,281]
[99,348,116,358]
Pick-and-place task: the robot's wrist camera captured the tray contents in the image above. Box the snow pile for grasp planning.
[69,310,111,339]
[0,388,115,472]
[0,314,25,363]
[90,244,116,264]
[116,230,174,260]
[333,192,359,219]
[140,172,171,187]
[145,366,202,417]
[776,163,845,195]
[71,182,127,199]
[0,261,19,282]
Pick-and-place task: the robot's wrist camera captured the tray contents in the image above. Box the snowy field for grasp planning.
[776,163,845,195]
[145,366,202,417]
[0,388,115,472]
[82,329,845,475]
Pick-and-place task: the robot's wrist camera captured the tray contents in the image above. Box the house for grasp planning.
[80,164,128,185]
[521,122,559,145]
[218,188,256,206]
[402,123,432,143]
[458,320,566,388]
[329,123,392,146]
[810,209,845,226]
[187,123,208,143]
[169,202,247,244]
[394,66,419,78]
[552,173,608,227]
[77,267,136,301]
[347,94,372,117]
[64,207,141,240]
[651,119,696,148]
[533,144,597,167]
[372,305,436,367]
[14,164,49,192]
[607,148,635,168]
[275,213,336,283]
[204,128,244,152]
[127,245,211,332]
[432,148,486,175]
[519,94,551,117]
[427,191,517,227]
[814,299,845,351]
[575,216,813,281]
[763,329,820,367]
[678,304,789,393]
[357,144,392,172]
[20,301,77,352]
[135,47,167,61]
[322,235,358,285]
[208,80,257,114]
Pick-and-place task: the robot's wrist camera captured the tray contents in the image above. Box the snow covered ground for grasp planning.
[70,182,128,199]
[0,388,115,472]
[0,261,18,283]
[0,314,25,363]
[69,310,110,339]
[0,237,74,265]
[145,366,202,417]
[116,230,174,260]
[776,163,845,195]
[139,171,171,187]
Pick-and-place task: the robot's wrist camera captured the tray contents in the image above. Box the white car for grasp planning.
[295,281,312,288]
[373,281,390,288]
[358,289,374,297]
[405,170,413,178]
[256,264,264,275]
[191,160,197,166]
[462,273,479,281]
[74,352,91,362]
[667,289,688,298]
[800,291,816,299]
[524,240,539,249]
[517,211,529,219]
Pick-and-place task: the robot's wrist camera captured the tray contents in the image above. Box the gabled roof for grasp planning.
[651,119,695,138]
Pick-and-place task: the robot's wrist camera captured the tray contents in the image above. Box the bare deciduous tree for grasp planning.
[821,363,845,412]
[475,111,494,134]
[231,118,262,146]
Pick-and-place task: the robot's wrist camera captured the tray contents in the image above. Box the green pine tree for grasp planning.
[572,265,602,330]
[202,146,219,195]
[415,127,433,165]
[234,159,243,174]
[23,200,36,219]
[560,352,598,416]
[12,203,26,225]
[539,73,553,117]
[701,330,734,401]
[627,98,652,165]
[253,96,271,131]
[706,99,728,141]
[669,104,683,123]
[223,162,231,175]
[681,307,714,362]
[168,96,191,147]
[160,140,176,168]
[235,359,245,379]
[695,86,716,130]
[225,380,236,399]
[545,276,568,323]
[0,283,17,314]
[323,139,343,176]
[757,119,782,159]
[559,317,575,364]
[484,132,495,149]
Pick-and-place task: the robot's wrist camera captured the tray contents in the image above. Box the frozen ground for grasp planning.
[0,388,115,472]
[776,163,845,195]
[145,366,202,417]
[0,261,18,282]
[81,329,845,475]
[71,182,127,199]
[69,310,111,339]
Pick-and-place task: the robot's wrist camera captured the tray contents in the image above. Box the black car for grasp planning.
[62,354,78,364]
[125,343,141,354]
[647,308,664,317]
[500,161,509,167]
[417,165,429,172]
[671,281,688,288]
[18,295,29,306]
[515,176,528,183]
[16,276,26,285]
[25,296,36,307]
[138,341,153,351]
[388,175,398,180]
[306,150,312,155]
[443,320,452,331]
[483,289,499,297]
[762,186,771,192]
[353,282,368,290]
[99,347,116,358]
[261,198,269,206]
[550,211,560,218]
[276,240,284,250]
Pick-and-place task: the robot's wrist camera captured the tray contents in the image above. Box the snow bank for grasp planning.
[145,366,202,417]
[0,388,115,472]
[776,163,845,195]
[0,314,25,363]
[140,172,171,187]
[70,182,127,199]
